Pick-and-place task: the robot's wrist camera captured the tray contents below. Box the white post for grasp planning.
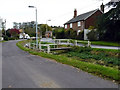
[29,43,31,49]
[39,43,41,51]
[75,40,77,46]
[47,45,50,53]
[57,40,59,48]
[59,40,61,44]
[88,40,91,47]
[67,40,69,44]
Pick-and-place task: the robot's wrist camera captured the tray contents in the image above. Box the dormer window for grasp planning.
[78,21,81,27]
[70,23,72,28]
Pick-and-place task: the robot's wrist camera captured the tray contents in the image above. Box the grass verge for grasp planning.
[75,40,120,47]
[0,40,5,43]
[16,40,120,83]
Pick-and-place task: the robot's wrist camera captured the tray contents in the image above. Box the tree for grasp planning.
[87,30,99,41]
[38,24,52,37]
[53,28,65,39]
[10,29,20,38]
[96,2,120,41]
[24,27,36,37]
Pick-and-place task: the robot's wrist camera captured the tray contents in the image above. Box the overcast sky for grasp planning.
[0,0,110,29]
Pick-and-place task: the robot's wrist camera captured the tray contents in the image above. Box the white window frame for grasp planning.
[70,23,72,28]
[78,21,81,27]
[65,25,67,29]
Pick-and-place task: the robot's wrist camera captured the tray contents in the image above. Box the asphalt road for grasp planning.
[2,40,118,88]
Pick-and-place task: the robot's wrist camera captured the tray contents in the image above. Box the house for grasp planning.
[19,33,30,39]
[19,29,30,39]
[64,4,104,34]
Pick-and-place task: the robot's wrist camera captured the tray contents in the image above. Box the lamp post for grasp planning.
[28,6,38,48]
[46,19,51,32]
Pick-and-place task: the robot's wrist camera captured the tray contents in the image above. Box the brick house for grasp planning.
[64,4,104,34]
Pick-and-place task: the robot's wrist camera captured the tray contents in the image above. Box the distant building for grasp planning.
[19,33,30,39]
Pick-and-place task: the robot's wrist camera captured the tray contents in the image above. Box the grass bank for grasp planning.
[16,40,120,83]
[76,40,120,47]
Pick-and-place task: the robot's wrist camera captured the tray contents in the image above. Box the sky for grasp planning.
[0,0,111,29]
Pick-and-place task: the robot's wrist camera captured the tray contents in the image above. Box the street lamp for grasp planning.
[46,19,51,32]
[28,5,38,48]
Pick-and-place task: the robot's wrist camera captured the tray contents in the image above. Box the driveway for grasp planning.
[2,40,118,88]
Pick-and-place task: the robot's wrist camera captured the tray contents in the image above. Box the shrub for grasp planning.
[76,30,84,40]
[71,46,92,53]
[87,30,99,41]
[54,28,65,39]
[3,35,9,41]
[9,37,18,40]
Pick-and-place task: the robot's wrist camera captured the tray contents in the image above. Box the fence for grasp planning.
[27,43,57,53]
[25,39,91,53]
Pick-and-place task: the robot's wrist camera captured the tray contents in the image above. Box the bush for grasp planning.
[54,28,65,39]
[3,35,9,41]
[76,30,84,40]
[9,37,18,40]
[71,46,92,53]
[87,30,99,41]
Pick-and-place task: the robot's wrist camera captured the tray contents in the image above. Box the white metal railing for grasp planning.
[53,39,91,47]
[28,43,57,53]
[53,39,72,45]
[25,39,91,53]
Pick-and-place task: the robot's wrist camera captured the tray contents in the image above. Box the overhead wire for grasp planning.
[51,1,103,22]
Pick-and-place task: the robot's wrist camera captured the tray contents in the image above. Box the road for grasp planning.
[2,40,118,88]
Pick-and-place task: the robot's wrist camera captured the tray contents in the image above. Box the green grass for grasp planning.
[0,40,5,43]
[16,40,120,82]
[65,46,119,67]
[91,41,120,47]
[74,39,120,47]
[64,51,119,66]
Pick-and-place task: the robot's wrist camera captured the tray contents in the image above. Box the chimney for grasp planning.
[100,3,104,13]
[74,9,77,18]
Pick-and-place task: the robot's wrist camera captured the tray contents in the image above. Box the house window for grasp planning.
[70,23,72,28]
[65,25,67,29]
[78,21,81,27]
